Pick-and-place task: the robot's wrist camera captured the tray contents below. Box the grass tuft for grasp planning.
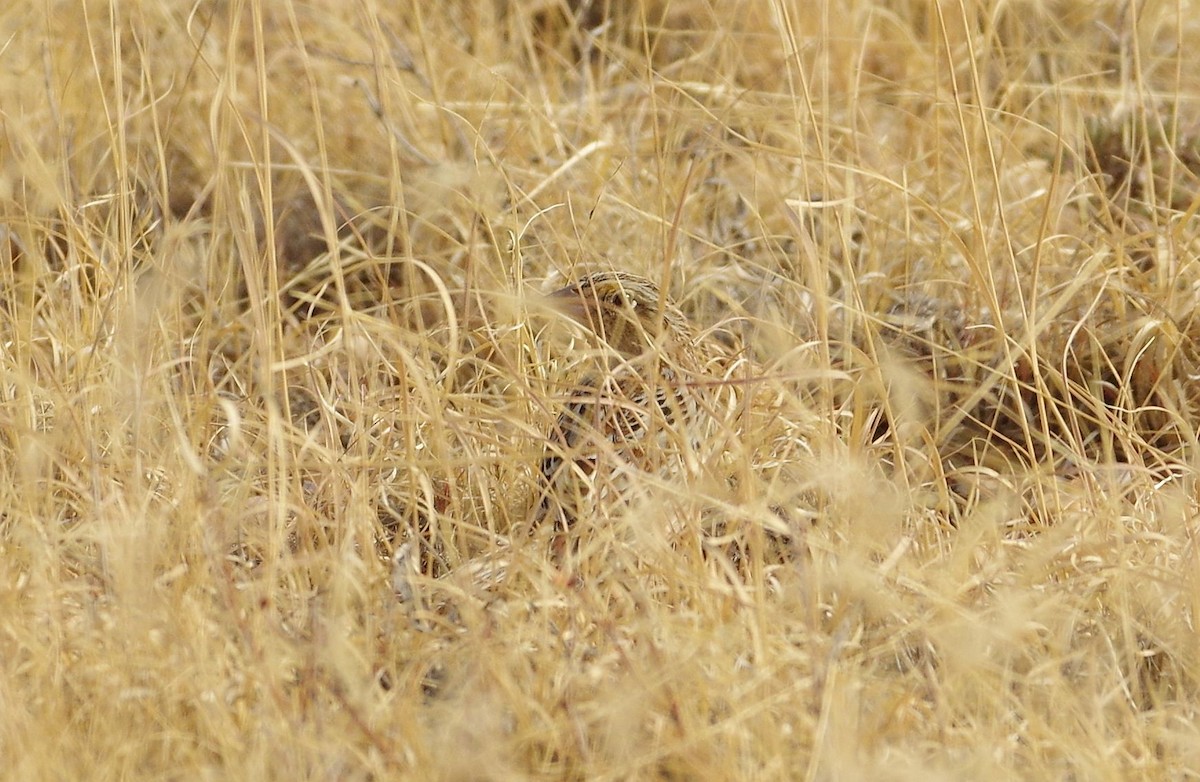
[3,1,1200,778]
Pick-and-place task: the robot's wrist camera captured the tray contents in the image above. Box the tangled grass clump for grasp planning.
[2,1,1200,778]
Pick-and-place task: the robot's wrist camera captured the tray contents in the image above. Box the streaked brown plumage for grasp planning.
[536,271,737,531]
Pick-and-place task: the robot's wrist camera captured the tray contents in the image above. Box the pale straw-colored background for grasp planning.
[2,2,1198,778]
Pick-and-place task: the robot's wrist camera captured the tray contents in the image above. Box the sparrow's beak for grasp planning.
[545,285,592,326]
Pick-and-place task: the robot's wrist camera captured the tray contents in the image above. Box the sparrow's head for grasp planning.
[548,271,692,357]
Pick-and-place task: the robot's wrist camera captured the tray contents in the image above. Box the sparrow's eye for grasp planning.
[607,290,630,308]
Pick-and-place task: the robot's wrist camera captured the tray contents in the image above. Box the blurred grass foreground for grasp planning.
[3,2,1200,779]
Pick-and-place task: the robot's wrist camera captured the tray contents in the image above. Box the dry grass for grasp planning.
[3,0,1200,778]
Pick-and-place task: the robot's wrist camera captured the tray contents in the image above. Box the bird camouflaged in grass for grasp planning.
[535,270,747,538]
